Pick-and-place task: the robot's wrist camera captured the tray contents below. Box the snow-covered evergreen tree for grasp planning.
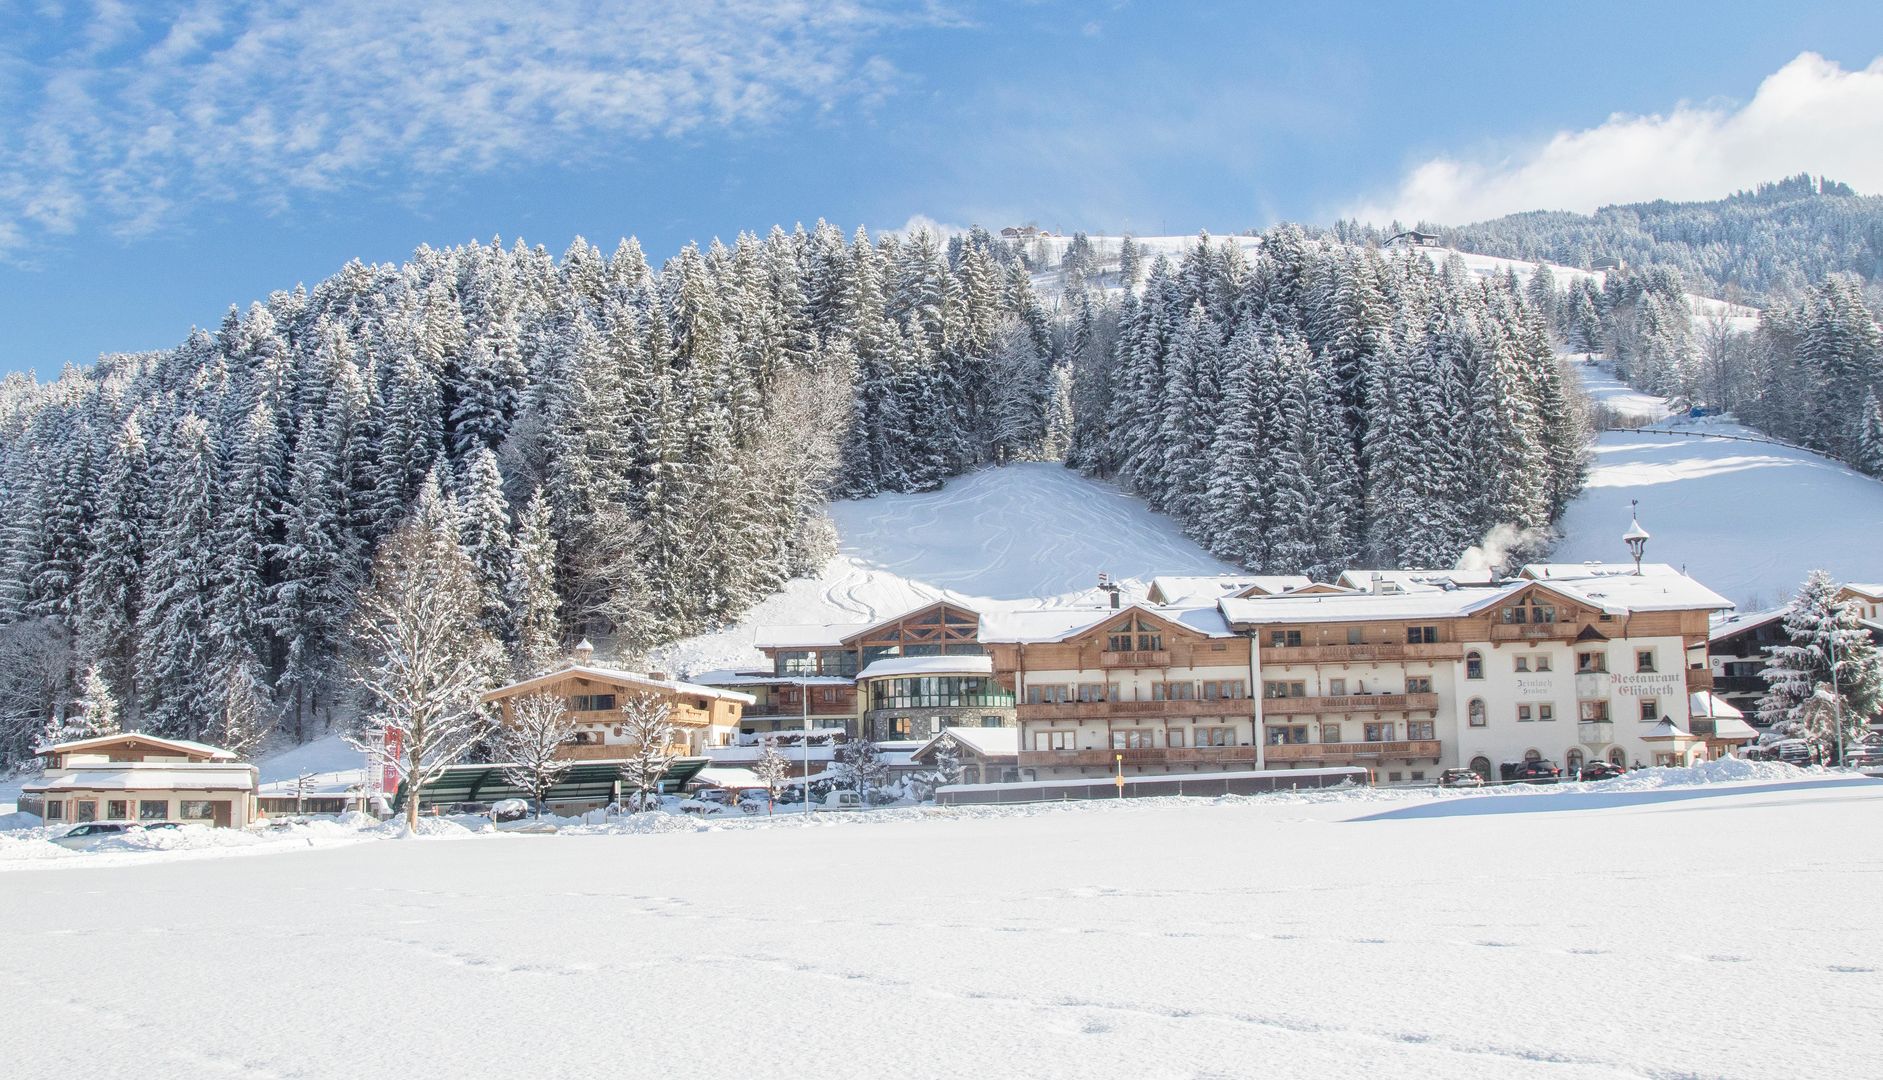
[1758,571,1883,759]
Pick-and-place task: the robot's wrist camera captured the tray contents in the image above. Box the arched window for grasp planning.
[1467,698,1486,727]
[1565,748,1584,774]
[1522,748,1542,762]
[1465,651,1483,680]
[1608,747,1627,767]
[1469,755,1492,779]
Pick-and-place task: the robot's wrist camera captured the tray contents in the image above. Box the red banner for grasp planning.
[382,727,404,794]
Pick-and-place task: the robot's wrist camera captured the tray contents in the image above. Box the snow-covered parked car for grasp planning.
[1437,768,1482,788]
[50,822,181,849]
[490,799,531,822]
[737,791,772,814]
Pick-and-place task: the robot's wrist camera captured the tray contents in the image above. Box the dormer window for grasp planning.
[1108,618,1163,652]
[1500,599,1558,625]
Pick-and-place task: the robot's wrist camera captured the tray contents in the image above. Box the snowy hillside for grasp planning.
[652,462,1233,676]
[1555,362,1883,608]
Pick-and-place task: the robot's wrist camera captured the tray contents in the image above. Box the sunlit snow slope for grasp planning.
[654,462,1233,675]
[1555,363,1883,609]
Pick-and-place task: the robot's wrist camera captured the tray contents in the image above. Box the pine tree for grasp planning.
[136,415,223,738]
[1857,388,1883,478]
[506,486,563,674]
[455,446,515,641]
[1758,570,1883,760]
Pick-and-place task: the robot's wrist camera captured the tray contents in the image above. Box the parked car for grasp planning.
[1509,761,1561,784]
[692,788,734,806]
[1437,768,1483,788]
[50,822,137,849]
[490,798,530,822]
[737,791,772,814]
[1579,761,1627,782]
[820,790,865,811]
[1842,743,1883,769]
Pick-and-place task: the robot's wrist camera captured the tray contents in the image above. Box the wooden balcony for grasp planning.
[570,709,712,728]
[1264,740,1442,763]
[553,742,691,761]
[1262,642,1464,664]
[1017,746,1259,769]
[1489,622,1580,642]
[1261,692,1440,716]
[1019,699,1251,719]
[1684,668,1715,691]
[1098,650,1171,667]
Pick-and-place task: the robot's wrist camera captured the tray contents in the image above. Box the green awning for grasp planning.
[394,757,709,811]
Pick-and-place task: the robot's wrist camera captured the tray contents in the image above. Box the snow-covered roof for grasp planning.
[976,604,1234,643]
[690,669,855,688]
[1220,584,1521,625]
[1709,606,1788,642]
[1518,564,1734,614]
[482,664,757,705]
[1641,717,1691,740]
[751,623,865,649]
[910,726,1020,760]
[1688,692,1744,720]
[856,655,995,680]
[1148,574,1311,604]
[692,767,766,789]
[1333,568,1497,593]
[37,732,240,761]
[26,765,258,794]
[1710,715,1759,741]
[1843,583,1883,601]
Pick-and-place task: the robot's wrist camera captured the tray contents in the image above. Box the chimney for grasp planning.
[572,639,595,665]
[648,671,669,682]
[1098,572,1122,609]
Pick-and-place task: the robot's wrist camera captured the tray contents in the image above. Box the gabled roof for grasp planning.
[1220,582,1525,626]
[835,600,982,646]
[1334,568,1497,593]
[1841,583,1883,601]
[909,725,1020,761]
[977,603,1234,644]
[36,732,240,761]
[1641,716,1691,740]
[1517,563,1733,613]
[481,664,756,705]
[1709,606,1788,643]
[1688,692,1743,720]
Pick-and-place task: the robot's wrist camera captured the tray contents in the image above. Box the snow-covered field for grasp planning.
[654,461,1232,675]
[3,766,1877,1078]
[1556,363,1883,609]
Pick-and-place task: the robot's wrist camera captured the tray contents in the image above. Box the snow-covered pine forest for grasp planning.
[0,223,1588,765]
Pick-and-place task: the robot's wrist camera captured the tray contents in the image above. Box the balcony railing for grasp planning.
[1261,692,1440,716]
[742,702,853,718]
[1016,747,1259,769]
[1577,720,1614,746]
[1098,650,1172,667]
[1018,699,1250,719]
[1685,668,1715,691]
[1263,740,1442,763]
[1490,622,1580,641]
[1711,675,1765,694]
[1262,642,1464,664]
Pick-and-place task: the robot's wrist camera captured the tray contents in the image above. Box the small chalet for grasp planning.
[908,725,1021,786]
[480,641,755,759]
[24,733,259,828]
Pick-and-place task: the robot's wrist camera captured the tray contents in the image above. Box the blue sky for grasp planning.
[4,0,1883,376]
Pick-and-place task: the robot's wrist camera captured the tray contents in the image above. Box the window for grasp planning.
[180,801,215,821]
[1364,722,1395,741]
[1075,683,1114,703]
[568,693,617,712]
[1566,749,1584,773]
[1410,770,1425,781]
[1034,730,1075,751]
[1269,629,1303,648]
[1201,680,1246,700]
[1535,654,1553,672]
[1107,631,1134,652]
[75,800,97,822]
[1469,756,1492,778]
[1347,627,1365,645]
[1109,619,1164,652]
[1167,728,1186,748]
[1327,677,1347,696]
[1576,651,1607,673]
[1408,720,1435,740]
[1111,729,1154,749]
[1468,698,1487,727]
[776,650,817,675]
[1639,697,1660,723]
[1387,771,1403,782]
[1501,600,1557,624]
[106,800,128,820]
[45,800,64,821]
[1263,680,1307,699]
[1466,651,1483,680]
[138,800,167,821]
[1538,704,1555,722]
[1608,747,1627,766]
[904,643,942,657]
[1152,681,1196,701]
[1319,722,1342,743]
[981,716,1003,728]
[1026,684,1071,704]
[1196,726,1234,747]
[1636,649,1657,673]
[1407,625,1438,644]
[1406,676,1432,695]
[889,716,915,739]
[1514,656,1530,672]
[1580,700,1609,722]
[1518,704,1533,722]
[1266,725,1309,745]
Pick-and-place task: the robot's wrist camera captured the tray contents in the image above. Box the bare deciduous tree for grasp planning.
[616,691,677,811]
[497,691,577,817]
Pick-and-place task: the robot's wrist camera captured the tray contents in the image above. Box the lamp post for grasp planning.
[1623,500,1650,575]
[1114,752,1125,799]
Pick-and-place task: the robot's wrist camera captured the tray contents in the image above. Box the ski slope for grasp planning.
[654,462,1232,676]
[1555,363,1883,609]
[3,770,1878,1078]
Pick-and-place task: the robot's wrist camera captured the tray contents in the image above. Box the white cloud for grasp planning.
[1348,53,1883,226]
[0,0,938,255]
[882,213,968,240]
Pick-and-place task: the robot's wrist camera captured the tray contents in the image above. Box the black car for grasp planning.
[1437,768,1484,788]
[1579,761,1626,782]
[1509,761,1561,784]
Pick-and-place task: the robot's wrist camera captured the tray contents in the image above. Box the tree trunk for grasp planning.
[405,744,422,833]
